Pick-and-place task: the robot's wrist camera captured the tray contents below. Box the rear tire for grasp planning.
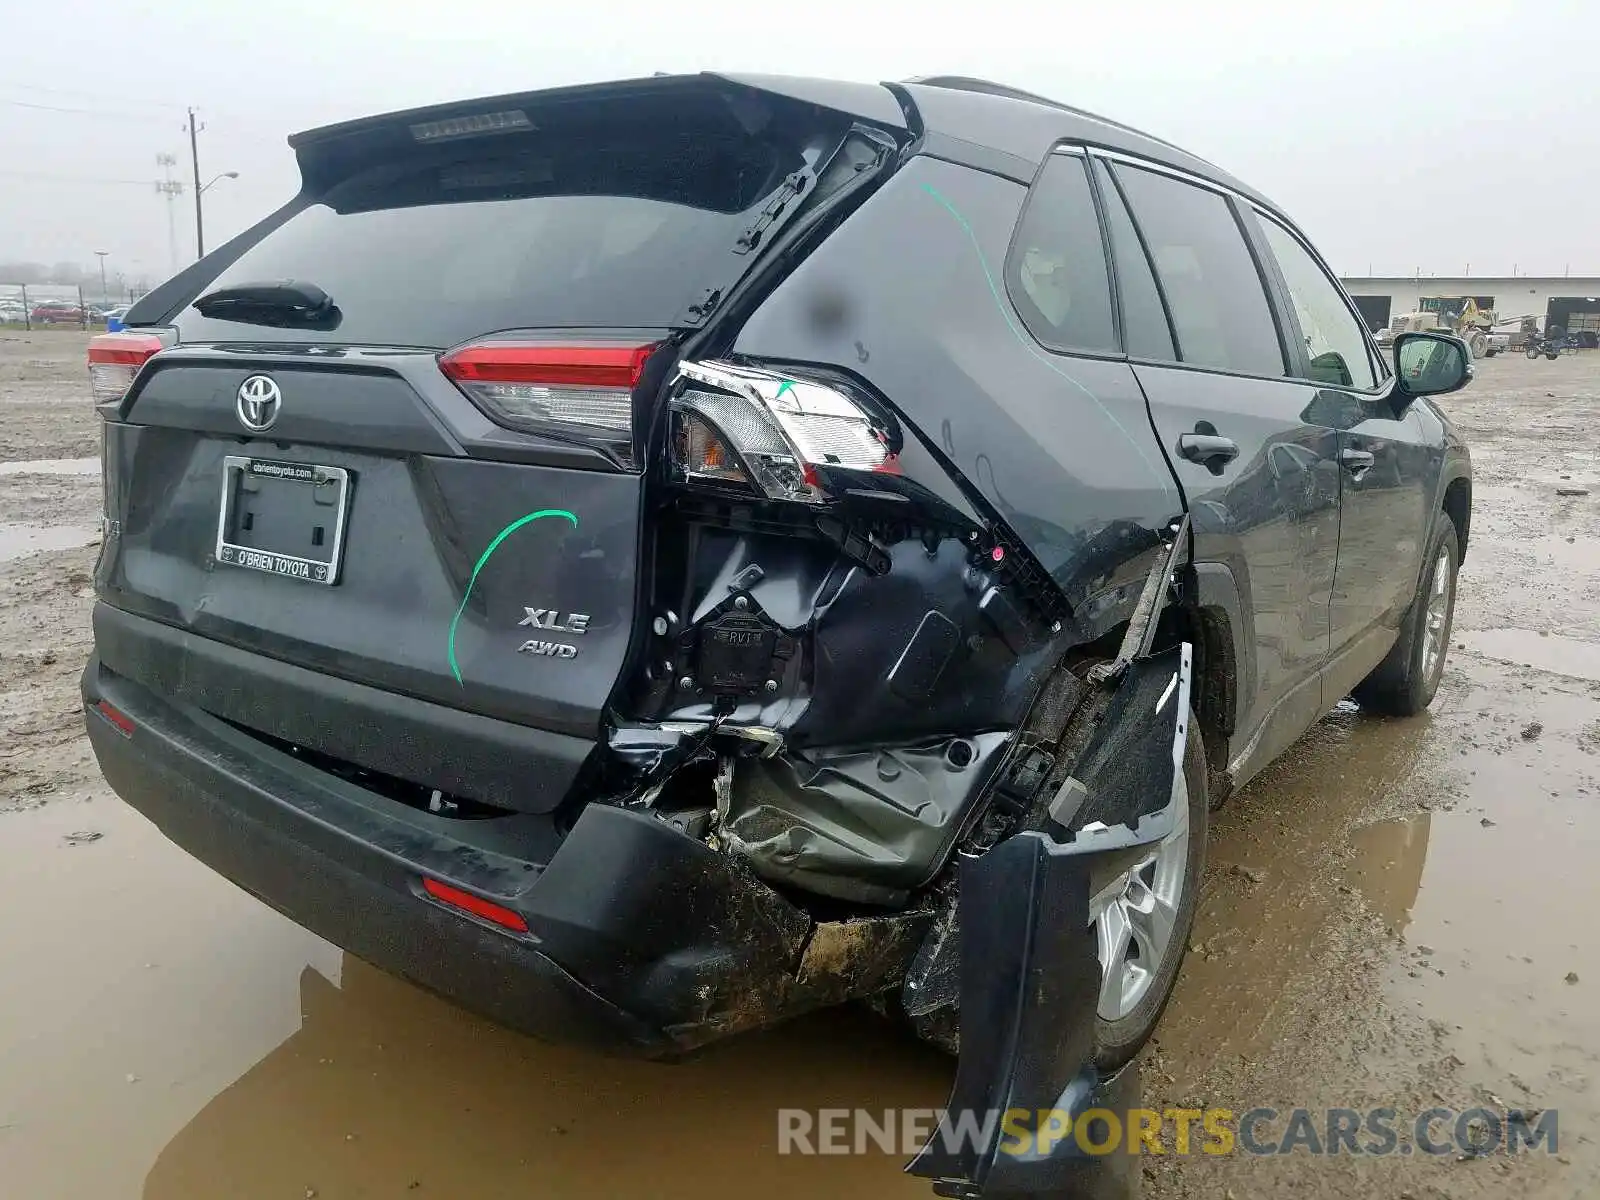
[1352,513,1459,717]
[1090,709,1208,1071]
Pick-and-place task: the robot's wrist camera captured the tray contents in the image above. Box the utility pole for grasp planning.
[154,154,183,277]
[185,107,206,259]
[95,251,109,305]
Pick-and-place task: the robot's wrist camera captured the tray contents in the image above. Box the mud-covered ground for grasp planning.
[1,328,1595,1198]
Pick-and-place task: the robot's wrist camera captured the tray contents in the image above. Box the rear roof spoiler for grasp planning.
[288,73,909,193]
[288,73,906,151]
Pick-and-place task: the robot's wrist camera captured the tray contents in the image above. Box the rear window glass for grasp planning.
[1004,154,1116,355]
[175,135,801,348]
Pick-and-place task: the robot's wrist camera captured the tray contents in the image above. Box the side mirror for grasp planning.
[1394,331,1473,400]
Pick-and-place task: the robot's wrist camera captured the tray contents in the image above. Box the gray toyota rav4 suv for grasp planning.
[83,73,1471,1197]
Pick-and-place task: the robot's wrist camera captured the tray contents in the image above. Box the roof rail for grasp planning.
[904,75,1074,111]
[903,75,1210,165]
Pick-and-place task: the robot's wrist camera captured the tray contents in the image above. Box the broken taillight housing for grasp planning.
[439,338,657,467]
[87,330,170,405]
[670,360,897,504]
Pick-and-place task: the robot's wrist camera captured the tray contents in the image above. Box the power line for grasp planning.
[0,168,151,186]
[0,79,187,111]
[0,96,177,125]
[1,94,291,149]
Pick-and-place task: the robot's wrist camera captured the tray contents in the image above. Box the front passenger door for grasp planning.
[1250,213,1433,687]
[1099,159,1341,779]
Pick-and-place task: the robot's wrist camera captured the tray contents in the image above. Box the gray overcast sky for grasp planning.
[2,0,1595,288]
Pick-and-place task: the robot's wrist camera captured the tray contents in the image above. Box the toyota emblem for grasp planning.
[236,375,282,433]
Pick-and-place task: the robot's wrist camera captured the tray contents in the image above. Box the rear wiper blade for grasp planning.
[193,279,341,329]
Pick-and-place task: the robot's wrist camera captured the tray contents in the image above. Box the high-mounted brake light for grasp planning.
[669,360,897,504]
[439,340,656,467]
[410,109,532,142]
[87,331,167,406]
[421,877,530,934]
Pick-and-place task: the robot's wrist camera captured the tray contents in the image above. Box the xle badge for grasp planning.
[518,608,590,635]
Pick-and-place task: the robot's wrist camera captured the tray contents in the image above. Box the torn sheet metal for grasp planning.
[720,732,1012,905]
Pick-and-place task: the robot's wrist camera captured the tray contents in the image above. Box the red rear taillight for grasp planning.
[87,332,167,405]
[439,339,657,467]
[420,877,530,934]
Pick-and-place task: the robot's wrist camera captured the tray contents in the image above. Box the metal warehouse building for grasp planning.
[1338,276,1600,336]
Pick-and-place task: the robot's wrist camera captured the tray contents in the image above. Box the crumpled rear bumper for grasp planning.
[82,653,926,1056]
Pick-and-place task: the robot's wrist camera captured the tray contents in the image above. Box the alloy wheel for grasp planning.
[1421,545,1453,682]
[1087,795,1191,1022]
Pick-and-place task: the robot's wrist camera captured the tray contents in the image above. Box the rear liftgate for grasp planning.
[906,520,1192,1200]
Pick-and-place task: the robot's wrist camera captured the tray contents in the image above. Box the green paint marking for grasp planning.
[774,378,796,401]
[447,508,578,686]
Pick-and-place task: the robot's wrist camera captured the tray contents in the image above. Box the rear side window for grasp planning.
[1113,165,1284,377]
[1255,213,1378,389]
[174,131,812,348]
[1005,155,1116,355]
[1092,159,1176,361]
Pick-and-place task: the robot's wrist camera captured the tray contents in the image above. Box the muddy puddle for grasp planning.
[0,457,98,477]
[1463,627,1600,682]
[0,797,950,1200]
[0,524,99,563]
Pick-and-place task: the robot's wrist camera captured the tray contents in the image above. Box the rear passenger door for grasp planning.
[1094,156,1341,777]
[1249,211,1433,691]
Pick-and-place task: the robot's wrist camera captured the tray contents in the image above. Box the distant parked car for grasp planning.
[31,303,86,326]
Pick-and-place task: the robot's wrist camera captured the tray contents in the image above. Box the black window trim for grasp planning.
[1250,206,1393,394]
[1090,155,1183,361]
[1000,146,1127,364]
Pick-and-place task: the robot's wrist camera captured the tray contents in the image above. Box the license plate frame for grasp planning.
[214,456,352,586]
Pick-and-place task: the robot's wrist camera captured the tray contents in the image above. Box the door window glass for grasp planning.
[1256,214,1378,389]
[1092,159,1176,360]
[1113,165,1284,376]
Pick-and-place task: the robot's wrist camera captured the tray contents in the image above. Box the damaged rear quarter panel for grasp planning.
[731,155,1181,635]
[613,157,1191,904]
